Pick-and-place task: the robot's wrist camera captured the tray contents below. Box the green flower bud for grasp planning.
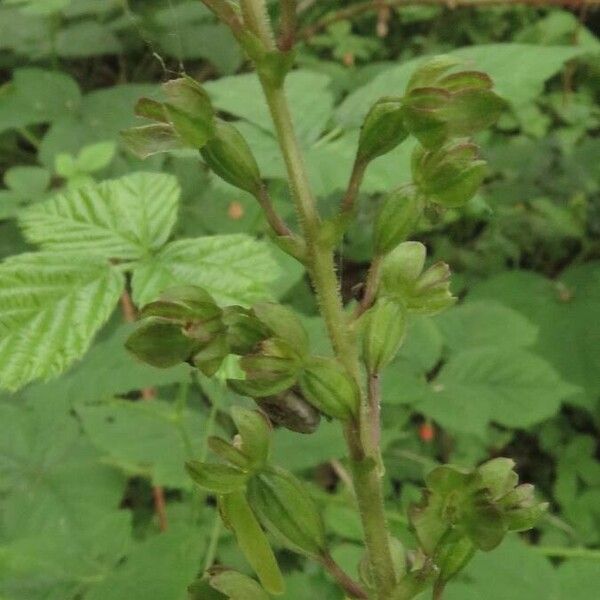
[406,55,461,92]
[412,140,487,208]
[228,338,301,398]
[258,387,321,434]
[298,357,359,420]
[252,302,309,357]
[219,491,285,596]
[134,97,169,123]
[357,97,408,163]
[374,186,424,255]
[185,461,248,494]
[361,299,407,373]
[230,406,271,467]
[207,436,253,470]
[380,243,456,316]
[191,334,229,376]
[128,285,229,372]
[403,56,504,148]
[162,76,215,148]
[201,119,262,195]
[432,533,475,586]
[125,317,197,368]
[381,241,427,291]
[223,305,270,355]
[247,466,326,557]
[240,338,301,382]
[401,87,450,149]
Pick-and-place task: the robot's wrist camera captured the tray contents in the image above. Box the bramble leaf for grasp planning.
[0,252,124,390]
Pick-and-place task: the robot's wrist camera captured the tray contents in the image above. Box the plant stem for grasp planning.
[533,546,600,560]
[321,552,368,599]
[433,581,445,600]
[257,60,397,600]
[355,254,383,318]
[256,183,292,236]
[367,372,382,449]
[341,158,367,217]
[278,0,297,51]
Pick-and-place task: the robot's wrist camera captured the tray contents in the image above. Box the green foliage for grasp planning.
[1,3,600,600]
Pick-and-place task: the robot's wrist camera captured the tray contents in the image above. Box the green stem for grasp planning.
[257,66,396,600]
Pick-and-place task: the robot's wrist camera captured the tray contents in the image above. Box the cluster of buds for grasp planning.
[410,458,548,590]
[125,285,228,376]
[186,407,327,596]
[127,287,359,430]
[380,241,456,316]
[121,76,263,196]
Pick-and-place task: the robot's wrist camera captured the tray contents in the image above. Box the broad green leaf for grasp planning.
[0,510,130,600]
[469,263,600,411]
[435,301,538,351]
[419,347,579,435]
[19,173,179,259]
[445,538,558,600]
[557,558,600,599]
[78,398,203,488]
[131,235,281,307]
[205,71,334,146]
[0,68,81,133]
[39,83,158,166]
[0,252,124,391]
[4,165,51,198]
[85,526,206,600]
[0,395,126,543]
[56,20,121,58]
[337,44,586,127]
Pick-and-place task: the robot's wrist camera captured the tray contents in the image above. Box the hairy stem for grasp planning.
[258,59,397,600]
[278,0,297,50]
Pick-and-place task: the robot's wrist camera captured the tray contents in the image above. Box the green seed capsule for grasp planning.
[362,299,407,373]
[357,97,408,163]
[298,357,359,420]
[230,407,271,467]
[125,317,197,368]
[412,141,487,208]
[200,119,262,195]
[162,76,215,148]
[247,466,326,557]
[374,186,424,255]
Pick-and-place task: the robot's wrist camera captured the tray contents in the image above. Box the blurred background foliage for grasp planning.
[0,1,599,598]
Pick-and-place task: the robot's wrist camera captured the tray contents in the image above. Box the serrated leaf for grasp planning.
[0,252,124,391]
[469,264,600,412]
[19,173,179,260]
[78,398,204,488]
[0,395,126,535]
[131,235,281,307]
[420,347,579,435]
[85,526,206,600]
[434,301,537,351]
